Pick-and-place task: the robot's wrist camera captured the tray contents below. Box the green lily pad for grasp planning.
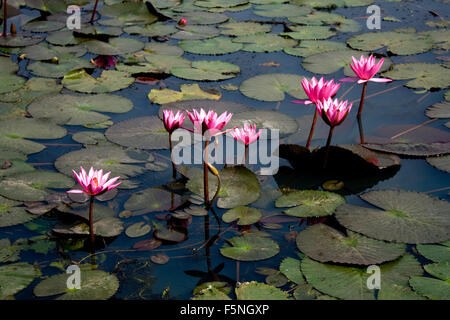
[179,37,243,55]
[99,1,158,24]
[240,73,307,101]
[195,0,248,8]
[62,69,134,93]
[235,281,289,300]
[362,142,450,157]
[105,116,169,150]
[28,93,133,126]
[0,263,40,299]
[419,29,450,50]
[284,40,347,57]
[187,166,261,209]
[34,269,119,300]
[0,195,36,227]
[220,232,280,261]
[382,63,450,90]
[143,42,184,56]
[410,262,450,300]
[0,238,21,263]
[0,56,18,73]
[296,224,406,265]
[222,206,262,225]
[302,49,392,75]
[124,22,177,37]
[22,20,65,32]
[220,22,271,36]
[125,222,152,238]
[426,101,450,119]
[28,54,93,78]
[281,26,336,40]
[377,283,426,300]
[171,60,240,81]
[46,30,78,46]
[293,283,322,300]
[279,257,305,285]
[0,34,44,47]
[0,73,25,94]
[302,254,422,300]
[335,190,450,244]
[232,34,297,52]
[427,155,450,174]
[53,217,124,237]
[83,38,144,56]
[153,223,186,242]
[0,171,74,202]
[275,190,345,217]
[193,284,232,300]
[293,0,374,8]
[253,3,311,17]
[347,31,433,55]
[178,11,230,24]
[149,83,221,104]
[416,241,450,263]
[124,187,183,215]
[171,25,220,40]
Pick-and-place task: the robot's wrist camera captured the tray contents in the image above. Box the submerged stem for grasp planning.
[306,107,319,149]
[3,0,7,37]
[89,195,95,246]
[90,0,99,24]
[357,82,367,144]
[169,132,176,179]
[203,140,210,207]
[323,126,335,169]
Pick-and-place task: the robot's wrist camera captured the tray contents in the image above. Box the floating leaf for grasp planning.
[416,241,450,263]
[427,155,450,174]
[0,195,36,227]
[171,25,220,40]
[179,37,243,55]
[221,233,279,262]
[0,263,39,299]
[220,22,271,36]
[150,253,169,264]
[284,40,347,57]
[62,69,134,93]
[240,73,307,101]
[382,63,450,90]
[124,187,183,215]
[83,38,144,56]
[281,26,336,40]
[22,20,65,32]
[28,54,93,78]
[335,190,450,244]
[293,0,374,8]
[235,281,288,300]
[0,73,25,94]
[296,224,406,265]
[410,262,450,300]
[233,34,297,52]
[426,101,450,119]
[149,84,221,105]
[171,60,240,81]
[362,142,450,157]
[34,269,119,300]
[195,0,248,8]
[143,42,184,56]
[0,34,44,47]
[279,257,305,285]
[222,206,262,225]
[275,190,345,217]
[179,11,230,24]
[124,22,177,37]
[253,3,311,17]
[99,2,158,24]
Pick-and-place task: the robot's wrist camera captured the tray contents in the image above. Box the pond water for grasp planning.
[0,0,449,300]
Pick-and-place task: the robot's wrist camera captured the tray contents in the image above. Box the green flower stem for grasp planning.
[306,107,319,149]
[323,126,335,169]
[203,140,210,207]
[169,132,176,179]
[89,195,95,245]
[357,82,368,144]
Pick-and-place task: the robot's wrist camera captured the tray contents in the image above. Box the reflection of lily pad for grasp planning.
[0,263,40,299]
[240,73,307,101]
[382,63,450,90]
[222,206,262,225]
[276,190,345,217]
[335,190,450,244]
[34,270,119,300]
[220,233,280,261]
[124,187,183,215]
[62,69,134,93]
[235,281,289,300]
[297,224,406,265]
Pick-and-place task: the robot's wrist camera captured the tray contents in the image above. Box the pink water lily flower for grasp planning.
[340,54,392,84]
[186,108,233,137]
[230,123,263,146]
[292,77,341,105]
[178,17,187,26]
[163,110,185,133]
[316,97,353,128]
[68,167,121,196]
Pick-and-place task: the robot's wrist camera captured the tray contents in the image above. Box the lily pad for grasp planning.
[275,190,345,217]
[195,0,248,8]
[143,42,184,56]
[284,40,347,57]
[427,155,450,174]
[187,166,261,208]
[382,63,450,90]
[62,69,135,93]
[293,0,374,8]
[222,206,262,225]
[410,262,450,300]
[233,34,297,52]
[46,30,78,46]
[28,93,133,126]
[235,281,289,300]
[0,195,37,227]
[301,254,422,300]
[335,190,450,244]
[296,224,406,265]
[171,60,240,81]
[281,26,336,40]
[362,142,450,157]
[220,22,271,36]
[53,217,124,238]
[0,263,39,299]
[179,37,243,55]
[178,11,230,24]
[426,101,450,119]
[22,20,65,32]
[279,257,305,285]
[33,269,119,300]
[0,34,44,47]
[0,73,25,94]
[171,25,220,40]
[253,3,311,17]
[347,31,433,55]
[124,187,183,215]
[240,73,307,101]
[83,38,144,56]
[0,56,18,73]
[28,54,93,78]
[149,83,221,105]
[124,22,177,37]
[99,2,158,24]
[220,232,280,261]
[416,241,450,263]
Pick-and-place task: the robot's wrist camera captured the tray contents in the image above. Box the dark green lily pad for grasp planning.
[28,54,93,78]
[46,30,78,46]
[416,241,450,263]
[171,60,240,81]
[240,73,307,101]
[235,281,289,300]
[0,73,25,94]
[0,34,44,47]
[195,0,248,8]
[220,232,280,261]
[187,166,261,208]
[282,26,336,40]
[220,22,271,36]
[335,190,450,244]
[62,69,134,93]
[99,2,158,24]
[178,11,230,24]
[378,283,426,300]
[427,155,450,174]
[83,38,144,56]
[275,190,345,217]
[28,93,133,126]
[362,142,450,157]
[0,262,40,299]
[347,31,433,55]
[153,223,186,243]
[301,254,422,300]
[22,20,65,32]
[279,257,305,285]
[124,187,183,215]
[426,101,450,119]
[410,262,450,300]
[0,56,18,73]
[143,42,184,56]
[124,22,177,37]
[253,3,311,17]
[296,224,406,265]
[53,217,124,238]
[179,37,243,55]
[33,269,119,300]
[0,195,37,227]
[284,40,347,57]
[382,63,450,90]
[222,206,262,225]
[233,34,297,52]
[105,116,169,150]
[171,25,220,40]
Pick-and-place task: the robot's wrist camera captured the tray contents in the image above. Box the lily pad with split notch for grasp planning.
[62,69,134,93]
[222,206,262,225]
[232,34,297,53]
[416,241,450,263]
[82,38,144,56]
[124,187,184,215]
[171,60,240,81]
[171,25,220,40]
[150,253,169,264]
[0,195,37,227]
[220,232,279,261]
[28,55,94,78]
[284,40,347,57]
[235,281,289,300]
[153,225,186,243]
[382,63,450,90]
[0,262,40,299]
[409,262,450,300]
[99,1,158,24]
[279,257,305,285]
[179,37,243,55]
[335,190,450,244]
[362,142,450,157]
[143,42,184,56]
[427,155,450,174]
[296,224,406,265]
[220,22,271,36]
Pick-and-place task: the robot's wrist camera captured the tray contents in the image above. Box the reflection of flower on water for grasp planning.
[91,55,118,69]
